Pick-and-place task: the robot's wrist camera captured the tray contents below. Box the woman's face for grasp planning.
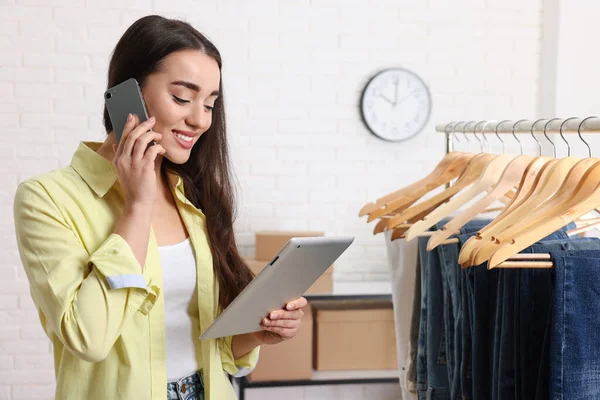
[141,49,221,164]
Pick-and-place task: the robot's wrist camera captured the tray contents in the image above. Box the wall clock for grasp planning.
[360,68,431,142]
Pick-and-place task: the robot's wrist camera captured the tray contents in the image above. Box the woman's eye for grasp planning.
[204,105,214,111]
[173,95,190,104]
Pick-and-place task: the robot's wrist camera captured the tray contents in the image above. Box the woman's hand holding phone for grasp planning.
[112,113,166,209]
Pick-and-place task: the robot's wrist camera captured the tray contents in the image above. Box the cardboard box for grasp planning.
[248,305,313,381]
[314,308,397,371]
[243,256,333,294]
[255,231,325,261]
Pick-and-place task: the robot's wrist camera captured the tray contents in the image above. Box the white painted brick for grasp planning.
[0,82,14,97]
[0,340,49,355]
[0,326,19,341]
[0,5,51,21]
[0,369,54,385]
[53,7,121,25]
[20,113,88,129]
[259,188,309,204]
[23,53,88,69]
[17,0,79,5]
[0,113,18,128]
[0,67,53,83]
[0,19,17,35]
[87,0,151,9]
[0,357,13,371]
[11,385,55,399]
[56,37,113,55]
[241,203,274,218]
[20,324,47,340]
[9,97,52,114]
[14,354,53,370]
[252,160,309,176]
[17,295,35,310]
[15,83,83,99]
[278,118,337,135]
[0,268,17,281]
[0,295,17,310]
[240,176,276,192]
[0,50,20,67]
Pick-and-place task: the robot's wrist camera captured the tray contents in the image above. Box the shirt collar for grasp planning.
[70,141,185,198]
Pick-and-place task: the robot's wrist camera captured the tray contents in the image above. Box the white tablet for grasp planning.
[200,236,354,340]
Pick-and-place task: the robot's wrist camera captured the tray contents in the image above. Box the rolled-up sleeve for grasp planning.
[219,335,260,377]
[13,181,159,363]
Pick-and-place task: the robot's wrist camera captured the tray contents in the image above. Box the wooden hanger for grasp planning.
[482,155,599,267]
[403,154,516,241]
[359,152,467,217]
[381,153,495,227]
[462,120,579,265]
[367,121,494,224]
[359,122,469,217]
[386,188,517,239]
[488,160,600,268]
[486,116,600,268]
[459,158,560,265]
[426,155,534,250]
[456,156,553,263]
[365,153,474,223]
[465,118,594,267]
[466,156,581,266]
[427,121,546,250]
[403,120,522,243]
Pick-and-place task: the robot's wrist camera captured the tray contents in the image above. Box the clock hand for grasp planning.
[378,92,395,105]
[394,90,421,107]
[393,79,399,104]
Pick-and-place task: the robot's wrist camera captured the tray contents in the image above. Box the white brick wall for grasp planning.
[2,0,548,398]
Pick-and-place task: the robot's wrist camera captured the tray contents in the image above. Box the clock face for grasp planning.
[360,68,431,142]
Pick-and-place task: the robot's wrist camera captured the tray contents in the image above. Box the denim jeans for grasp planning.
[454,224,588,400]
[491,238,600,400]
[167,371,204,400]
[549,249,600,400]
[437,219,491,400]
[518,238,600,400]
[416,219,491,400]
[417,235,449,399]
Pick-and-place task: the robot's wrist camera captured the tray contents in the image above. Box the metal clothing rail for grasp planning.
[436,117,600,135]
[438,117,600,155]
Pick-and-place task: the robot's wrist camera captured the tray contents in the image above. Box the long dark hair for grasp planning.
[103,15,253,310]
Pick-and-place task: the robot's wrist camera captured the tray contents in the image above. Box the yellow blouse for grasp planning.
[13,141,259,400]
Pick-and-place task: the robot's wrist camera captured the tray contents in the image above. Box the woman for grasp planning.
[13,15,306,400]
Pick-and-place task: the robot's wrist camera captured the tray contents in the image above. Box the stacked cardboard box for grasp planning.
[313,307,398,371]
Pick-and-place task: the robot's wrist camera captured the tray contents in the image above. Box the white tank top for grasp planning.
[158,238,202,381]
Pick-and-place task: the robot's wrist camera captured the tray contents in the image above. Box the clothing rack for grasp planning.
[433,117,600,267]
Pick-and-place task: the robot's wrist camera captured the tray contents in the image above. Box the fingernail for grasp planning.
[127,113,132,121]
[287,303,294,310]
[263,318,269,325]
[148,117,155,123]
[270,312,277,319]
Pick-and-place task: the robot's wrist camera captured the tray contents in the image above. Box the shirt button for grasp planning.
[181,384,187,393]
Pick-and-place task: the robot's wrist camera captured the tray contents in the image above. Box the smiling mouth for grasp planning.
[172,130,194,149]
[174,132,193,142]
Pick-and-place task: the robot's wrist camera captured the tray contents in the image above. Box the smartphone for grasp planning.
[104,78,151,144]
